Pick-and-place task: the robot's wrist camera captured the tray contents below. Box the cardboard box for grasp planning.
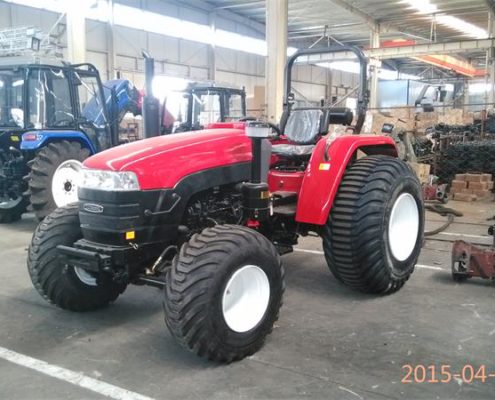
[408,162,430,184]
[472,189,491,199]
[454,193,477,202]
[468,181,489,191]
[481,173,493,182]
[466,173,483,183]
[489,181,494,190]
[461,188,473,194]
[451,180,467,191]
[455,174,467,181]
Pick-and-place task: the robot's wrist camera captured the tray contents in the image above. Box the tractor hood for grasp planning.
[83,127,252,190]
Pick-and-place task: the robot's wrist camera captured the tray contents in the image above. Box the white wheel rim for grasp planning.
[51,160,83,207]
[388,193,420,262]
[222,265,270,333]
[73,266,97,286]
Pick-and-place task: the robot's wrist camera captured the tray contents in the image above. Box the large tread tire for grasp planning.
[164,225,285,362]
[0,198,28,223]
[28,204,125,311]
[0,155,28,223]
[323,155,424,294]
[27,141,90,221]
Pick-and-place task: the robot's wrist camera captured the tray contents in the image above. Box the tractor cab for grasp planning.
[0,61,140,222]
[168,83,247,133]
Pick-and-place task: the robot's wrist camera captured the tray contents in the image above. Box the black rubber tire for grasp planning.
[28,204,125,311]
[164,224,285,362]
[323,155,424,294]
[0,197,28,223]
[0,155,28,223]
[27,141,90,221]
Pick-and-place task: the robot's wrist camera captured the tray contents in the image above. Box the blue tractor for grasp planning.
[0,62,140,222]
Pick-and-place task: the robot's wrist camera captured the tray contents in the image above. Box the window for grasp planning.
[191,91,221,127]
[225,93,244,120]
[0,69,25,128]
[28,68,73,129]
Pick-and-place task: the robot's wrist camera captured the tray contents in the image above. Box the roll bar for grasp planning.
[284,45,369,133]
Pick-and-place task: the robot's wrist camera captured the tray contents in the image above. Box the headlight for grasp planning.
[81,169,140,191]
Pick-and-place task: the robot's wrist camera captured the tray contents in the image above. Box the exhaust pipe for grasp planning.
[142,50,160,138]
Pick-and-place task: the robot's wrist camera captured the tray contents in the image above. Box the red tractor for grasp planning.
[28,46,424,362]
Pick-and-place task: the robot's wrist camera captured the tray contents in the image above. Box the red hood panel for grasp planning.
[84,128,252,190]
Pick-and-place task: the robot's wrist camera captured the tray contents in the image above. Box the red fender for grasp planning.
[295,135,398,225]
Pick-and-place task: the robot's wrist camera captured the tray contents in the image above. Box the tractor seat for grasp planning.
[272,107,354,158]
[271,109,322,158]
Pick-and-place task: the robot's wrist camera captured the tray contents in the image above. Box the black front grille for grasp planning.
[78,188,181,245]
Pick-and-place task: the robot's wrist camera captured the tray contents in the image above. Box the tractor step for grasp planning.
[272,191,297,207]
[136,274,166,288]
[273,203,296,216]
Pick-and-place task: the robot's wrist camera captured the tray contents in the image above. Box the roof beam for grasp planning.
[296,38,495,63]
[329,0,429,41]
[170,0,266,35]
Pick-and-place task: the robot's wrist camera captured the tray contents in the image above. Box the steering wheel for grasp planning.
[267,122,281,137]
[239,117,281,136]
[52,119,74,127]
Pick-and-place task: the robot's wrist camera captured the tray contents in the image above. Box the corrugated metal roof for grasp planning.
[205,0,492,74]
[206,0,489,43]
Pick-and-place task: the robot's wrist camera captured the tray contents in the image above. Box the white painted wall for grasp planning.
[0,0,357,102]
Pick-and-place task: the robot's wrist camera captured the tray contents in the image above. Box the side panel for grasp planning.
[20,130,96,154]
[295,135,398,225]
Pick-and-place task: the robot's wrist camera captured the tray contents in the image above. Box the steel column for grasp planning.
[265,0,288,122]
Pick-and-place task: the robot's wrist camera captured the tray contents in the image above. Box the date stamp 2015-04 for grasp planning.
[402,364,495,384]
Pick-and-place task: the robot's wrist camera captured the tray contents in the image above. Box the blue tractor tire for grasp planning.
[26,141,91,220]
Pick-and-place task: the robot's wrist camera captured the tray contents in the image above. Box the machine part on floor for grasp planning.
[452,239,495,282]
[0,62,141,222]
[423,183,448,203]
[28,45,424,362]
[424,203,462,237]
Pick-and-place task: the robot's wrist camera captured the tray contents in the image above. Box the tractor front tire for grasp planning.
[27,141,90,220]
[164,225,285,362]
[28,204,125,311]
[323,155,424,294]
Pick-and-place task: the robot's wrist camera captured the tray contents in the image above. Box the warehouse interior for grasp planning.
[1,1,495,399]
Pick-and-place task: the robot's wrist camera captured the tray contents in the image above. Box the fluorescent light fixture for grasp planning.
[401,0,487,39]
[12,79,24,87]
[469,82,493,94]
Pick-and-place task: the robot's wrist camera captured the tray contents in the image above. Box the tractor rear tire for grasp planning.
[0,155,28,223]
[323,155,424,294]
[0,197,27,223]
[28,204,125,311]
[164,225,285,362]
[27,141,90,221]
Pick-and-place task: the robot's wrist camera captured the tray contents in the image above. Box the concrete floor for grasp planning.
[1,200,495,400]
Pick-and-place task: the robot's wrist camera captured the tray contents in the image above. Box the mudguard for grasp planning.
[20,130,96,154]
[295,135,398,225]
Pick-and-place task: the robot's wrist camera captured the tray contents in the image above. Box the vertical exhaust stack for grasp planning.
[142,50,160,138]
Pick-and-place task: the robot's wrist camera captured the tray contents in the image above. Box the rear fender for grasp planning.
[295,135,398,225]
[20,130,96,154]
